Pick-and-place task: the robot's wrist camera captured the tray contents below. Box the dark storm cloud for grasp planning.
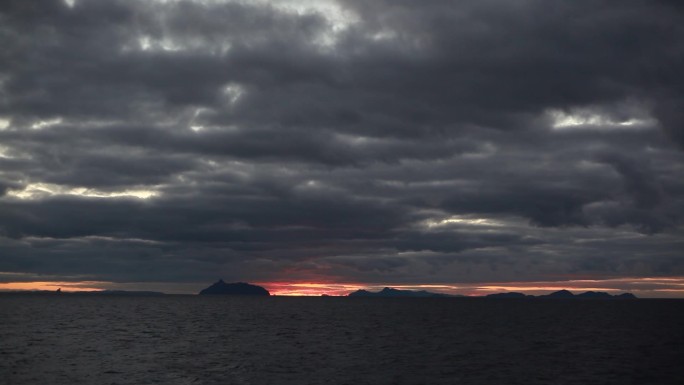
[0,0,683,289]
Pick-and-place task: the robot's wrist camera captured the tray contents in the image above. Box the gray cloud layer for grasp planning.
[1,0,683,288]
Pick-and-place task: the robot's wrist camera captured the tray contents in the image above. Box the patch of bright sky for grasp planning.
[250,0,359,48]
[31,117,62,130]
[132,0,358,53]
[548,108,657,130]
[223,83,243,105]
[423,215,506,228]
[131,34,233,55]
[0,145,13,159]
[189,107,209,132]
[6,183,160,200]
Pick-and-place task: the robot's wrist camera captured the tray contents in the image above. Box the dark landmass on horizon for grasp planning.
[198,280,270,296]
[348,287,637,299]
[349,287,460,298]
[486,289,637,299]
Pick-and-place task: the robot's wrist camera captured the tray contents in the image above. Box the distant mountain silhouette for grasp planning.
[486,292,528,298]
[576,291,614,299]
[199,280,270,296]
[484,290,637,299]
[348,287,637,299]
[539,290,637,299]
[348,287,456,298]
[615,292,637,299]
[540,289,576,298]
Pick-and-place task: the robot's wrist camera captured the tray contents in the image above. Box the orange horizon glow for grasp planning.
[257,282,365,296]
[2,276,684,297]
[255,278,684,297]
[0,281,105,292]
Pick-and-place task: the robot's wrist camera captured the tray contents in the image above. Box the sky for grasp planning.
[1,0,683,297]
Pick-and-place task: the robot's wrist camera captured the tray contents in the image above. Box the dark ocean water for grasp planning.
[1,295,683,385]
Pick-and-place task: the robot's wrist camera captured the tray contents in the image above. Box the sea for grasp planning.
[1,295,683,385]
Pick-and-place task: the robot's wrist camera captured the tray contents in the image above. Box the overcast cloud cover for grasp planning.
[1,0,683,295]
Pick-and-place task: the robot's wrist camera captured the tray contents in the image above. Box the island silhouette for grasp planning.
[348,287,457,298]
[347,287,637,299]
[198,280,270,296]
[485,289,637,299]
